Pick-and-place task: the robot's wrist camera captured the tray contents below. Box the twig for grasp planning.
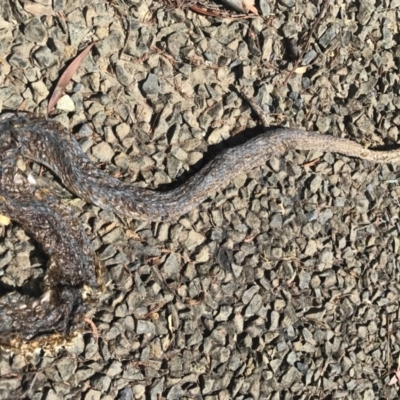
[241,91,270,127]
[283,0,331,84]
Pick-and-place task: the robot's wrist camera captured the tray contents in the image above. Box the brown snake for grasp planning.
[1,112,400,342]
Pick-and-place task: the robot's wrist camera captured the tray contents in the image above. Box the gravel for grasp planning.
[1,0,400,399]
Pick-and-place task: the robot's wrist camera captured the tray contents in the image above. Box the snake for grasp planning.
[1,112,400,343]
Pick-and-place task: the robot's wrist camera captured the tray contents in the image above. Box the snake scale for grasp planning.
[1,112,400,342]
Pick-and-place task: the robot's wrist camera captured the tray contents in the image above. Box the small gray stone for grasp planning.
[270,213,283,228]
[304,240,317,256]
[167,32,187,57]
[242,286,259,304]
[259,0,271,14]
[91,374,111,392]
[102,227,126,245]
[84,389,101,400]
[270,311,279,331]
[316,116,332,133]
[357,0,374,25]
[162,253,180,279]
[166,156,182,179]
[8,44,33,69]
[216,305,233,322]
[201,376,214,394]
[280,366,302,389]
[56,358,77,381]
[78,124,93,138]
[106,361,123,378]
[245,293,262,316]
[56,95,75,112]
[282,23,298,38]
[309,175,322,193]
[132,385,145,399]
[305,209,318,222]
[114,62,133,87]
[319,25,337,48]
[92,142,115,162]
[115,123,131,140]
[24,17,47,43]
[320,208,333,224]
[142,73,159,95]
[185,230,206,250]
[302,50,317,65]
[167,385,185,399]
[69,23,88,48]
[117,387,134,400]
[31,80,49,103]
[150,379,164,400]
[355,196,369,213]
[136,320,156,335]
[278,0,295,7]
[298,270,311,289]
[34,46,55,68]
[296,362,309,375]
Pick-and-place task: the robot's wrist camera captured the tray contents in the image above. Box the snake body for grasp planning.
[1,113,400,341]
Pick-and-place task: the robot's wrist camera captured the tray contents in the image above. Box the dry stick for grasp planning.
[283,0,331,85]
[241,91,270,127]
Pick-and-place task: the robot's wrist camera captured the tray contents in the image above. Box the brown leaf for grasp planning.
[185,292,205,305]
[47,42,95,115]
[126,229,144,241]
[189,4,221,16]
[145,312,160,320]
[83,317,99,342]
[242,0,259,14]
[302,157,321,168]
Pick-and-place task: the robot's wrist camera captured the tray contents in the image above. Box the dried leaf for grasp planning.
[185,293,205,305]
[389,366,400,385]
[389,375,398,386]
[145,312,159,320]
[126,229,144,241]
[83,317,99,341]
[189,5,221,16]
[242,0,259,14]
[48,42,95,115]
[302,157,321,168]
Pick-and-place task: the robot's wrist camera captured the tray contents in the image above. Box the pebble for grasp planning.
[84,389,102,400]
[31,80,49,103]
[24,17,47,43]
[142,73,159,95]
[56,94,75,112]
[185,230,206,250]
[91,141,115,162]
[34,46,55,68]
[117,387,134,400]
